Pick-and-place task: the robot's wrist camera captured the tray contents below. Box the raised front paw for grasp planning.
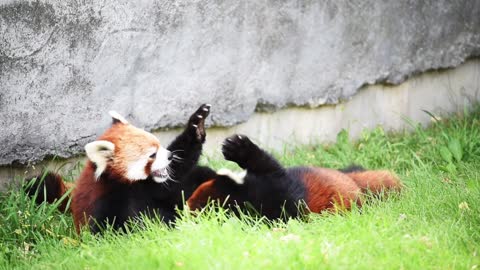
[187,104,211,143]
[222,134,258,169]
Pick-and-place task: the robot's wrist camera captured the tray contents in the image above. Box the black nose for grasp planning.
[168,151,173,161]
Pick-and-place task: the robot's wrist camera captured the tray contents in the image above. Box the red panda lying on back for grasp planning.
[187,134,402,219]
[27,104,218,233]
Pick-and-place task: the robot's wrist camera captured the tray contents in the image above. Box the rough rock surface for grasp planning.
[1,0,480,165]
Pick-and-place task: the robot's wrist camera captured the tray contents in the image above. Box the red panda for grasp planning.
[27,104,217,233]
[186,134,402,219]
[25,172,75,212]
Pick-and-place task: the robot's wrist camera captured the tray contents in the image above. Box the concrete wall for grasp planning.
[2,58,479,188]
[1,0,480,167]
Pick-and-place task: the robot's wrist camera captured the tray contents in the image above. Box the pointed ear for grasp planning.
[108,111,129,125]
[85,140,115,179]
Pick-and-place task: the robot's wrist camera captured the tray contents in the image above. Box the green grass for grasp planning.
[1,108,480,269]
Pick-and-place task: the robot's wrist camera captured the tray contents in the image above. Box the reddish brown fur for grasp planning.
[187,180,224,211]
[41,173,64,204]
[64,182,76,191]
[97,123,162,181]
[27,165,109,232]
[49,174,74,212]
[186,167,402,216]
[144,159,155,177]
[346,170,402,194]
[69,122,163,232]
[70,162,110,233]
[302,168,362,213]
[29,104,214,233]
[57,180,75,212]
[26,173,75,213]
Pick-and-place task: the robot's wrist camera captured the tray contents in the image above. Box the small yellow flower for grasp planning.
[14,229,22,235]
[23,242,31,253]
[61,237,79,247]
[442,178,452,184]
[459,202,470,210]
[280,234,300,242]
[45,229,55,236]
[419,236,433,248]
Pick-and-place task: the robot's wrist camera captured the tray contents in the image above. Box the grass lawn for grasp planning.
[1,108,479,270]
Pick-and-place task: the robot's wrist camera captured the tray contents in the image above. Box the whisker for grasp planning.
[166,167,180,183]
[172,154,184,160]
[162,182,171,191]
[172,157,184,163]
[169,178,180,183]
[168,165,176,173]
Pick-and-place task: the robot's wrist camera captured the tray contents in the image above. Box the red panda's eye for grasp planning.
[149,153,157,159]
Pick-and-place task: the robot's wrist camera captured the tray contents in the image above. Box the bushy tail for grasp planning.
[24,172,74,212]
[346,170,402,195]
[339,165,366,173]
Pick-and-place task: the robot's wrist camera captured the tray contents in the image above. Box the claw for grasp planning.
[197,114,203,119]
[192,124,198,128]
[237,135,242,139]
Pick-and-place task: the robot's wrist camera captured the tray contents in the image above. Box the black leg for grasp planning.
[221,134,284,174]
[167,104,211,180]
[221,135,307,220]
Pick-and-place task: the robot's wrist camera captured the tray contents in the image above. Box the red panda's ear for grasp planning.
[85,140,115,179]
[108,111,129,125]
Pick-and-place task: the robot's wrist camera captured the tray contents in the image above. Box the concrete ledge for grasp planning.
[1,58,479,189]
[163,58,480,154]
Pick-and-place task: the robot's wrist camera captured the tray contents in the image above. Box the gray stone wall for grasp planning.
[1,0,480,165]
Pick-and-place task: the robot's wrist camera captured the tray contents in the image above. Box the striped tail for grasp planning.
[345,170,402,194]
[25,172,74,212]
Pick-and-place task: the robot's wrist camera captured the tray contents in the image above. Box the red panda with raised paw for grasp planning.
[27,104,217,233]
[187,134,402,219]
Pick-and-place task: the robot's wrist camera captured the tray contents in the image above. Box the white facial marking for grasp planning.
[108,111,129,124]
[151,147,171,183]
[217,168,246,185]
[85,140,115,179]
[126,157,149,181]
